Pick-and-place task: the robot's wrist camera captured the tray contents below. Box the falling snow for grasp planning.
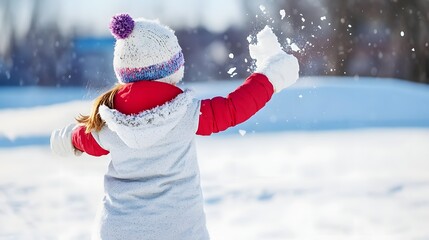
[238,129,247,136]
[259,5,266,14]
[280,9,286,20]
[227,67,237,75]
[290,43,301,52]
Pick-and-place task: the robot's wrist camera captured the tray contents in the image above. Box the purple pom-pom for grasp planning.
[109,13,135,39]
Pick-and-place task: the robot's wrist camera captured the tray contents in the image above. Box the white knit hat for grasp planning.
[109,13,184,84]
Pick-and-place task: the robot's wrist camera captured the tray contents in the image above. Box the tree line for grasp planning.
[0,0,428,86]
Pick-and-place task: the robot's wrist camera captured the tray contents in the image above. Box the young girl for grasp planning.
[51,13,298,240]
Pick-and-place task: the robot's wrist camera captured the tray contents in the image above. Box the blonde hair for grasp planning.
[76,84,123,133]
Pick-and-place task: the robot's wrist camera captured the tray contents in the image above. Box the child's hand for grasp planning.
[50,124,83,157]
[249,26,299,93]
[256,52,299,93]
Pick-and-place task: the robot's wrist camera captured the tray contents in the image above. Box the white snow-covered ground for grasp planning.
[1,77,429,239]
[200,130,429,240]
[1,129,429,240]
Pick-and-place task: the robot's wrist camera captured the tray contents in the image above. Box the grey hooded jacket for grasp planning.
[91,90,209,240]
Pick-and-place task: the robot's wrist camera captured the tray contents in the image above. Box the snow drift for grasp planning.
[1,76,429,147]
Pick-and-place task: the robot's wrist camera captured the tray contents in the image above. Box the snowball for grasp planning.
[400,31,405,37]
[249,25,299,86]
[249,26,283,64]
[229,53,234,59]
[320,16,326,21]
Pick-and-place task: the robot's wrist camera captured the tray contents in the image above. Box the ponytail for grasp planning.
[76,84,123,133]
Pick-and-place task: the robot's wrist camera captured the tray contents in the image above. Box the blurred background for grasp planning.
[1,1,429,239]
[1,0,428,87]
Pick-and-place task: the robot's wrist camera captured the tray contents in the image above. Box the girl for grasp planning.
[51,13,298,240]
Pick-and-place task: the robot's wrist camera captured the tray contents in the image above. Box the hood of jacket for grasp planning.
[99,88,195,149]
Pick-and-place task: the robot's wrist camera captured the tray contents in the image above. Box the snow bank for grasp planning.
[1,129,429,239]
[190,76,429,134]
[1,76,429,146]
[199,129,429,240]
[0,101,90,142]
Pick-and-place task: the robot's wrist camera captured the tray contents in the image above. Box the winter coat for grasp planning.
[72,73,274,240]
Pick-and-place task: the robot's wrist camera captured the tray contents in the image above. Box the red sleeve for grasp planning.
[197,73,274,136]
[72,126,110,157]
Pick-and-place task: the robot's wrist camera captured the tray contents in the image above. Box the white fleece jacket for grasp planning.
[91,90,209,240]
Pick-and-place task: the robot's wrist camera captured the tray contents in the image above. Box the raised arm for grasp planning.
[197,73,273,135]
[196,26,300,136]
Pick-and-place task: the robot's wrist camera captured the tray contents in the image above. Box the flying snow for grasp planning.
[249,26,283,64]
[249,26,299,80]
[227,67,237,75]
[238,129,247,136]
[259,5,266,14]
[280,9,286,20]
[290,43,301,52]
